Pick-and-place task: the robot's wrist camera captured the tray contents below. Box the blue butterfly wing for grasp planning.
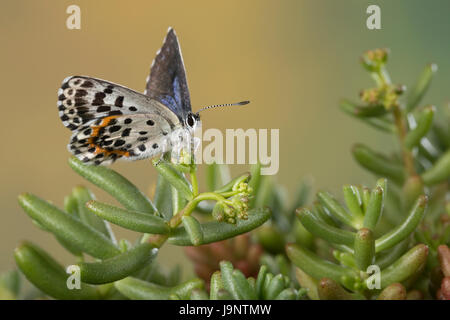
[145,28,191,122]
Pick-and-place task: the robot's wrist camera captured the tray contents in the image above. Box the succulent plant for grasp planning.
[188,261,306,300]
[184,233,263,286]
[286,48,449,300]
[10,156,270,300]
[436,245,450,299]
[3,48,448,300]
[288,179,429,299]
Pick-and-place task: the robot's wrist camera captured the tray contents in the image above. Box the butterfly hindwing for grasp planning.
[145,27,192,121]
[68,113,176,165]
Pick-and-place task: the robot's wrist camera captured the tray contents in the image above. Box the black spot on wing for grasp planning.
[92,92,106,106]
[75,89,88,97]
[121,128,132,137]
[113,139,126,147]
[96,106,111,113]
[104,85,114,94]
[115,96,124,107]
[108,110,123,116]
[81,81,94,88]
[109,125,121,133]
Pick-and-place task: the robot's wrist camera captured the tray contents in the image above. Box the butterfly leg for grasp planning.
[153,154,164,167]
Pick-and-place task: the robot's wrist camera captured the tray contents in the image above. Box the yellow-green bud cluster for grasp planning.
[212,180,253,224]
[361,48,389,71]
[360,84,404,110]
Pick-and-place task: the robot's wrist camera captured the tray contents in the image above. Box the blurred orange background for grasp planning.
[1,0,449,278]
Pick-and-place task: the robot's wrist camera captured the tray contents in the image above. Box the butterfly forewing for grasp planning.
[145,28,192,121]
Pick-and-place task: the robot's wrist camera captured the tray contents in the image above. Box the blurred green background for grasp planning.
[1,0,449,279]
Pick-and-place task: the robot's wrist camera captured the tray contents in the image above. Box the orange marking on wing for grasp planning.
[87,116,131,158]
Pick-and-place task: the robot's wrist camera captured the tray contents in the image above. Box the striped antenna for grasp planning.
[196,100,250,115]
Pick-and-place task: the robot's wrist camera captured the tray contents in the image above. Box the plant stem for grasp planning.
[392,105,416,177]
[190,167,199,196]
[377,66,416,178]
[147,192,228,248]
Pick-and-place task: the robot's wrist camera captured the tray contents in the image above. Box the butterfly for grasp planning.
[57,27,248,165]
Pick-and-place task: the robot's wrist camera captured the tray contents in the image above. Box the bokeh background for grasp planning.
[1,0,449,279]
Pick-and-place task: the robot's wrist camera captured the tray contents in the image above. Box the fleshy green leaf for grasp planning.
[363,183,384,230]
[79,243,158,284]
[248,162,262,208]
[263,274,285,300]
[168,207,271,246]
[14,241,98,299]
[354,228,375,271]
[154,174,173,219]
[18,193,120,259]
[232,269,257,300]
[286,244,356,286]
[294,267,319,300]
[352,144,405,184]
[255,265,268,299]
[209,271,224,300]
[317,278,364,300]
[374,238,409,269]
[316,191,355,227]
[220,261,240,300]
[190,289,209,300]
[69,157,156,213]
[402,175,424,212]
[296,208,356,246]
[86,201,170,234]
[375,195,427,253]
[340,99,395,132]
[421,149,450,186]
[114,277,204,300]
[290,178,312,213]
[404,105,435,150]
[63,194,79,217]
[72,186,115,241]
[253,175,274,209]
[312,201,337,226]
[181,216,204,246]
[406,63,437,112]
[275,288,299,300]
[379,244,428,288]
[152,159,193,201]
[377,283,406,300]
[339,99,387,117]
[171,186,187,216]
[343,185,364,222]
[0,270,21,297]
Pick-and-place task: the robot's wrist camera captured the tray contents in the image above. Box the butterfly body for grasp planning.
[58,28,200,165]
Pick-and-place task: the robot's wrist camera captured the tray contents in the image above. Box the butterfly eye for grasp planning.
[186,113,196,128]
